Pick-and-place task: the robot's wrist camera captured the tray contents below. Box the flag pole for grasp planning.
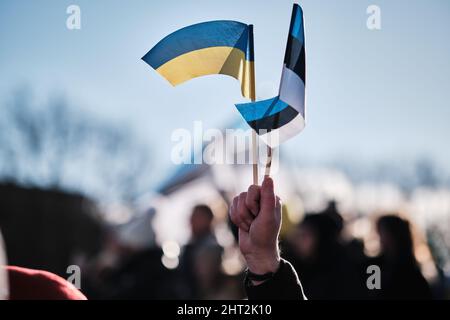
[264,145,272,177]
[248,24,258,185]
[251,131,258,184]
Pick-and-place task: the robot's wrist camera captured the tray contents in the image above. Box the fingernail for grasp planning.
[262,176,273,190]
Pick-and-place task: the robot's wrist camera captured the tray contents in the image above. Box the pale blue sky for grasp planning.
[1,0,450,189]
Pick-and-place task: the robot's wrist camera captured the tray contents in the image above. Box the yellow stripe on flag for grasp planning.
[156,46,254,99]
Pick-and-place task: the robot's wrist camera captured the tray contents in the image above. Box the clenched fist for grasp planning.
[230,177,281,277]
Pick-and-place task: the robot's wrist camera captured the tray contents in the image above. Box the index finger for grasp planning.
[246,184,260,216]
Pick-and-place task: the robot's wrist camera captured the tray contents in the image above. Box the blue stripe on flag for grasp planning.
[290,4,304,42]
[235,96,289,122]
[143,20,250,69]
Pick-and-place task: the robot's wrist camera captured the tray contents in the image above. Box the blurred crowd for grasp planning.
[282,202,433,299]
[0,187,448,299]
[61,202,446,299]
[78,204,243,299]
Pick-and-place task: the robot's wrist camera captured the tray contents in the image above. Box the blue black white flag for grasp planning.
[235,4,306,147]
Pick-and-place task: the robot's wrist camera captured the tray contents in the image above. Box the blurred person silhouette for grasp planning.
[180,204,224,299]
[370,215,432,299]
[282,202,365,299]
[92,208,182,299]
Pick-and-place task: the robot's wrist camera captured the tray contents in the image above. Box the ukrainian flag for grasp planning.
[142,21,255,99]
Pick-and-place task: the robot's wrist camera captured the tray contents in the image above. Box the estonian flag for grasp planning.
[142,21,255,99]
[235,4,306,147]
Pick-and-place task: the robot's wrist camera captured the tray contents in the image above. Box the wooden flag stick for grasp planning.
[248,24,258,185]
[264,145,272,177]
[252,131,258,185]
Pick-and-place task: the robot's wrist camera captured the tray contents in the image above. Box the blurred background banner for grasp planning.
[0,0,449,299]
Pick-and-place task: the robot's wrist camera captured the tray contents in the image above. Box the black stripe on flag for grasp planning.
[248,105,299,133]
[284,36,305,84]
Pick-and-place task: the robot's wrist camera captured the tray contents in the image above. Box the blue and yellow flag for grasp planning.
[142,21,255,99]
[235,4,306,147]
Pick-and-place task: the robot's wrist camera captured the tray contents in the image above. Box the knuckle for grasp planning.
[230,211,240,225]
[238,194,247,209]
[231,197,238,209]
[244,196,254,208]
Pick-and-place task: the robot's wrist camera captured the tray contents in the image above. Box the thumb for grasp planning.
[259,176,276,219]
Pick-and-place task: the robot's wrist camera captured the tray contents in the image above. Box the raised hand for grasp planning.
[230,177,281,275]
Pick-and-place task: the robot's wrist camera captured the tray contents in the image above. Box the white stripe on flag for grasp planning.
[279,65,305,117]
[259,113,305,148]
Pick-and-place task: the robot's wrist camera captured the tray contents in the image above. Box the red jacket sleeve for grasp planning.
[6,266,87,300]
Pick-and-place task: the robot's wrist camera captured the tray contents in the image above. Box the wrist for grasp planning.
[244,250,280,275]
